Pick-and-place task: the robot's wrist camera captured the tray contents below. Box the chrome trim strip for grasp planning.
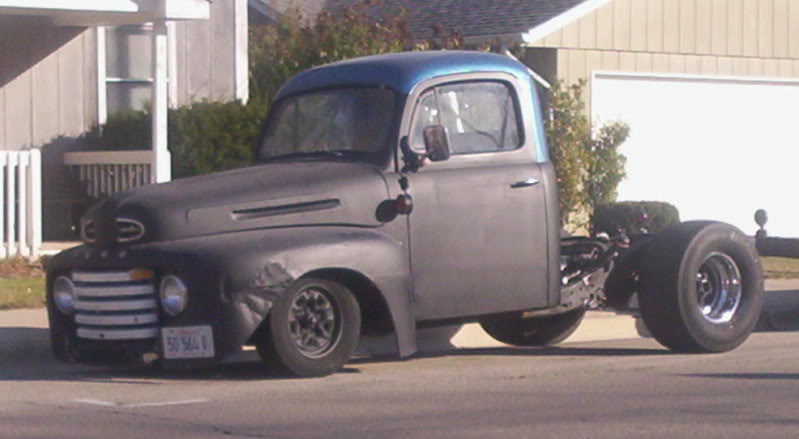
[77,327,159,340]
[75,298,157,312]
[76,284,155,298]
[73,271,138,283]
[75,313,159,326]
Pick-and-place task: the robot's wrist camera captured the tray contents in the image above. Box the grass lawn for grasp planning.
[0,277,45,310]
[0,257,46,310]
[762,256,799,280]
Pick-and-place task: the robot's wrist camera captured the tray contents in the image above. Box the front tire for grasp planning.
[638,221,764,353]
[256,278,361,377]
[480,308,586,346]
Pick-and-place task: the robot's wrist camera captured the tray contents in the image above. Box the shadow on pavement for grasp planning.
[349,345,674,367]
[0,324,673,383]
[678,373,799,381]
[756,289,799,332]
[0,325,363,382]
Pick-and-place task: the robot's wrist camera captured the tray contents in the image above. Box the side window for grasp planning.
[409,81,522,156]
[437,82,521,155]
[409,91,439,152]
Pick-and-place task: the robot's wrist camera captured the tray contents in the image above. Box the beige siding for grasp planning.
[0,3,240,151]
[554,48,799,115]
[175,0,238,104]
[532,0,799,61]
[556,48,799,86]
[791,0,799,58]
[0,18,95,151]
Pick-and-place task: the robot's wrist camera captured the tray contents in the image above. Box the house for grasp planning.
[316,0,799,237]
[0,0,250,254]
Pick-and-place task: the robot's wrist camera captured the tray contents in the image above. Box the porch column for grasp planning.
[151,19,171,183]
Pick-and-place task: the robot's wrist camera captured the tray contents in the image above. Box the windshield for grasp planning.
[257,87,397,162]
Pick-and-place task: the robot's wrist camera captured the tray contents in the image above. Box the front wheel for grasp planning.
[255,278,361,377]
[480,307,586,347]
[638,221,764,353]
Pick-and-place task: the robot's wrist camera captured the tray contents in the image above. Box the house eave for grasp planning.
[521,0,612,46]
[0,0,210,25]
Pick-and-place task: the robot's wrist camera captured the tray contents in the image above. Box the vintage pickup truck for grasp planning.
[47,51,764,377]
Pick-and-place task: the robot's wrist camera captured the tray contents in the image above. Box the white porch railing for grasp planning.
[0,150,42,258]
[64,150,154,199]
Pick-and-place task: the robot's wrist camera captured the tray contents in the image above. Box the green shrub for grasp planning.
[82,110,150,151]
[546,81,589,224]
[592,201,680,236]
[545,80,630,231]
[168,101,265,178]
[77,102,265,179]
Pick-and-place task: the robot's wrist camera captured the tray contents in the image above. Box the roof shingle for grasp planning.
[325,0,589,41]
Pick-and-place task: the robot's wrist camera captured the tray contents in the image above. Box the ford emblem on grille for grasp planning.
[117,218,145,242]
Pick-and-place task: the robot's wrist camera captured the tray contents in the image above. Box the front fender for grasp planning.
[216,226,416,357]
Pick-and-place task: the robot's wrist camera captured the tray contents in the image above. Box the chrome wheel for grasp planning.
[288,286,342,359]
[696,252,742,324]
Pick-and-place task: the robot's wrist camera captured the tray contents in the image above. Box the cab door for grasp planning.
[406,78,551,320]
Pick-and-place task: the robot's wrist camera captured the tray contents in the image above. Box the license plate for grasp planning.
[162,326,215,359]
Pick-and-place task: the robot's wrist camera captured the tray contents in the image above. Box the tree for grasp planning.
[545,80,630,231]
[249,4,413,106]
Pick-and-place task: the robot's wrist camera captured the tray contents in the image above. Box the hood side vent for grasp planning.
[232,199,340,222]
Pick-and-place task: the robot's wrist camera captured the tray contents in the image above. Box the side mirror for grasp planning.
[423,125,451,162]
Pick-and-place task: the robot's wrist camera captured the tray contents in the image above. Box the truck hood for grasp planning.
[84,161,391,246]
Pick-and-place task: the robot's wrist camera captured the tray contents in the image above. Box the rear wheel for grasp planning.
[638,221,764,353]
[480,307,586,347]
[255,278,361,377]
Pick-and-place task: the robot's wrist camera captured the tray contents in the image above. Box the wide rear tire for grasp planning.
[255,277,361,377]
[638,221,763,353]
[480,308,586,347]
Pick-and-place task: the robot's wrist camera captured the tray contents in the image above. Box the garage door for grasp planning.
[592,73,799,238]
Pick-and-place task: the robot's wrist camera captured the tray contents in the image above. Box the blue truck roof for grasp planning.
[276,51,532,99]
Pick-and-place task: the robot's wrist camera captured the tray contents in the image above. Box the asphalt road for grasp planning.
[3,326,799,439]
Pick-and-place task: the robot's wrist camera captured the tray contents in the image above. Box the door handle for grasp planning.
[510,178,540,189]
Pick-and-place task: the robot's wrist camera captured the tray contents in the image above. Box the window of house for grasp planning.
[105,25,155,114]
[97,25,176,122]
[410,81,523,155]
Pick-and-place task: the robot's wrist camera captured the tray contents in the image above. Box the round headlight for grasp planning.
[53,276,76,315]
[160,275,188,316]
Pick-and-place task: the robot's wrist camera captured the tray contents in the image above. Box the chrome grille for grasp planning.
[72,270,159,340]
